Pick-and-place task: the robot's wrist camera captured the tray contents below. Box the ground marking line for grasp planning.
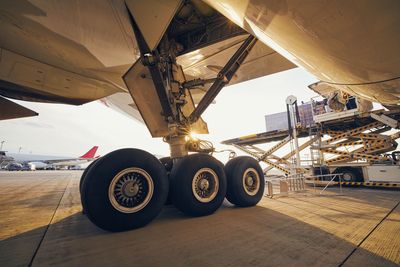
[338,200,400,266]
[28,175,73,267]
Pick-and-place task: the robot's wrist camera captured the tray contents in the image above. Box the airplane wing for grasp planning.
[0,96,38,121]
[177,35,296,103]
[0,0,135,120]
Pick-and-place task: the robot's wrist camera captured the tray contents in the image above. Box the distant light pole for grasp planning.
[0,141,4,151]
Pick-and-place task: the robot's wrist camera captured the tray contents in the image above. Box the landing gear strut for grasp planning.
[80,6,262,232]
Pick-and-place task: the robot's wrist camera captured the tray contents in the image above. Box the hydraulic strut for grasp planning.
[188,35,257,123]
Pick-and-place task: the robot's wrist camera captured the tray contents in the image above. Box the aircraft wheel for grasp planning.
[159,157,173,173]
[81,148,168,232]
[79,159,99,214]
[79,159,98,194]
[225,156,265,207]
[170,153,226,216]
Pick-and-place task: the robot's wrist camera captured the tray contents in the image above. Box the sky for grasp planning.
[0,68,318,163]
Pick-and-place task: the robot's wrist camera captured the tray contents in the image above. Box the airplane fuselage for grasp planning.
[205,0,400,105]
[0,0,399,113]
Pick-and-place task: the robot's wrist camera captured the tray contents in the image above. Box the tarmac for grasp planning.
[0,171,399,267]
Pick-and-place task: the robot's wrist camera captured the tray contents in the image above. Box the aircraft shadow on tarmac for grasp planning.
[1,198,398,267]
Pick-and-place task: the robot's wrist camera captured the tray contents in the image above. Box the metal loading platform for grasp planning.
[222,108,400,177]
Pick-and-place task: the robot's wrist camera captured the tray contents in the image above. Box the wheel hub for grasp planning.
[199,178,210,190]
[192,168,219,203]
[123,181,140,197]
[245,176,254,187]
[108,168,154,213]
[242,168,260,196]
[343,173,353,181]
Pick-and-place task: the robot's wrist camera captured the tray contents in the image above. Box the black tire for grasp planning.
[159,157,173,205]
[159,157,173,173]
[225,156,265,207]
[169,153,226,216]
[80,159,99,214]
[81,148,168,232]
[335,167,362,182]
[79,159,98,194]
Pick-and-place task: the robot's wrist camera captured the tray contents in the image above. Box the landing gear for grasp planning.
[81,150,266,231]
[81,148,168,232]
[79,7,259,231]
[169,153,227,216]
[225,156,265,207]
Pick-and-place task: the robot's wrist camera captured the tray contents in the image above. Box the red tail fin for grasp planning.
[79,146,98,159]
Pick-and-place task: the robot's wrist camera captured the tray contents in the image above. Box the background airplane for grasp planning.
[0,150,14,168]
[7,146,99,170]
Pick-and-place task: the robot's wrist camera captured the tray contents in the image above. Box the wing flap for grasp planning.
[0,96,38,121]
[178,35,296,104]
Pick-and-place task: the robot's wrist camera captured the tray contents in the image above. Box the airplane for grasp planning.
[0,1,399,232]
[8,146,99,170]
[0,151,15,168]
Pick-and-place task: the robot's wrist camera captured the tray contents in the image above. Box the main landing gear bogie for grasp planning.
[80,149,265,232]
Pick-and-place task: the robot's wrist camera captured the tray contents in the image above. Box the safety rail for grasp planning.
[265,173,344,197]
[265,174,306,197]
[304,173,343,195]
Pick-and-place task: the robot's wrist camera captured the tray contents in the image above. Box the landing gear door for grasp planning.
[124,61,169,137]
[125,0,182,51]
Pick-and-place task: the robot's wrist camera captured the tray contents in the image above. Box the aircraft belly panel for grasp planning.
[0,49,121,103]
[203,0,400,105]
[125,0,182,51]
[310,79,400,104]
[339,79,400,104]
[0,0,136,71]
[0,0,138,100]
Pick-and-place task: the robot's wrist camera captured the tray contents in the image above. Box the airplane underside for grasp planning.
[1,0,400,231]
[80,1,268,232]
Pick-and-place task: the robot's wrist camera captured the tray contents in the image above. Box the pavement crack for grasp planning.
[28,177,71,267]
[338,200,400,266]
